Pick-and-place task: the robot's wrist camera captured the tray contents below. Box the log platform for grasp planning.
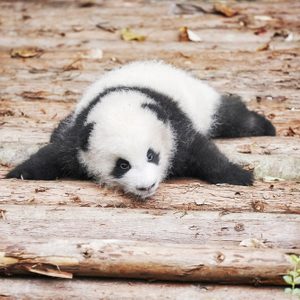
[0,0,299,299]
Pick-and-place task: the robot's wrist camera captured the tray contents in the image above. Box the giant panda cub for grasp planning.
[7,61,275,198]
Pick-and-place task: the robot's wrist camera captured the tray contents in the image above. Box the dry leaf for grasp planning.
[239,238,268,248]
[179,27,202,42]
[10,48,44,58]
[63,59,83,71]
[213,3,238,18]
[256,43,270,51]
[121,28,146,42]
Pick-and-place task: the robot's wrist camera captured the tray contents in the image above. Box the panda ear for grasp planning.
[79,122,95,151]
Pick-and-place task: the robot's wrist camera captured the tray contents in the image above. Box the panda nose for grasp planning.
[136,183,156,192]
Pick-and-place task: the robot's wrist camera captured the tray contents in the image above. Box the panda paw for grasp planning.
[6,165,36,180]
[222,165,254,186]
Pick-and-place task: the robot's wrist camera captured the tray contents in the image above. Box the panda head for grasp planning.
[78,90,175,198]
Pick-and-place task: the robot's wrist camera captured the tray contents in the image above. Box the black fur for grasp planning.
[111,158,131,179]
[6,86,275,187]
[147,148,160,165]
[141,103,168,124]
[211,94,276,138]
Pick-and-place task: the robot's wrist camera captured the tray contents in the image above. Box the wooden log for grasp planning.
[0,238,299,285]
[1,204,299,248]
[0,278,292,300]
[1,179,300,214]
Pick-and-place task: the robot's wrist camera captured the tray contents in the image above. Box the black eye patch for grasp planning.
[147,148,160,165]
[111,158,131,178]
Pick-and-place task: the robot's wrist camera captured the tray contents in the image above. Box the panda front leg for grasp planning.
[182,134,253,186]
[211,94,276,138]
[6,143,65,180]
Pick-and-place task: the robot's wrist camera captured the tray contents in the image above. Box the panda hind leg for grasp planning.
[211,94,276,138]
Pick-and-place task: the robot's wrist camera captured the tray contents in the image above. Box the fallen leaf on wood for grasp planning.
[172,3,211,15]
[63,59,83,71]
[239,238,268,248]
[121,28,146,42]
[80,49,103,60]
[96,22,117,33]
[256,43,270,51]
[213,3,238,18]
[10,48,44,58]
[179,27,202,42]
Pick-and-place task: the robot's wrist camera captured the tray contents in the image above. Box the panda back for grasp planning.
[76,61,221,134]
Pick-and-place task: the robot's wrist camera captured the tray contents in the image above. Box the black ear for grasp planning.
[78,122,95,151]
[6,143,63,180]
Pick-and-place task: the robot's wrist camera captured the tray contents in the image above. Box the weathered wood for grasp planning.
[0,0,299,294]
[1,179,300,214]
[1,204,299,249]
[0,279,292,300]
[1,238,299,285]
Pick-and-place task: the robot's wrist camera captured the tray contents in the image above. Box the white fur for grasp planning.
[78,90,175,198]
[76,61,221,197]
[75,60,221,134]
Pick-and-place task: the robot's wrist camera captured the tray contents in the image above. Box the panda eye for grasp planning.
[147,148,159,164]
[147,150,154,161]
[117,159,131,170]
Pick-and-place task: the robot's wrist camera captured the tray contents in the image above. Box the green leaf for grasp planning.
[283,275,293,285]
[288,255,300,265]
[291,288,300,295]
[121,28,146,42]
[284,287,292,294]
[289,270,299,277]
[294,276,300,284]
